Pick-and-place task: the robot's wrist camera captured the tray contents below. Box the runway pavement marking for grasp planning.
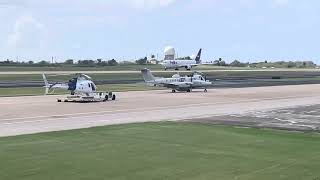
[2,95,320,125]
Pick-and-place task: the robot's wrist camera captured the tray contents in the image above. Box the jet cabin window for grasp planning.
[179,78,185,82]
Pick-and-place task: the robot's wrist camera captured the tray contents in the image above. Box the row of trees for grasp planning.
[0,58,144,66]
[213,58,317,68]
[0,58,317,68]
[76,59,118,66]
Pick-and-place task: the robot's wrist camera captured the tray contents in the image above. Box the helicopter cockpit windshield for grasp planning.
[68,78,77,91]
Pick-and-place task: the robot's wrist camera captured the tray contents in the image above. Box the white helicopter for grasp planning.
[42,73,116,102]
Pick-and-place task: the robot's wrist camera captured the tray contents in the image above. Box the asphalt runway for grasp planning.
[2,78,320,88]
[196,104,320,131]
[1,84,320,137]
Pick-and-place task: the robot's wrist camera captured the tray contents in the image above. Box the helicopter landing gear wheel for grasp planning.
[187,89,191,92]
[204,89,208,93]
[172,89,176,93]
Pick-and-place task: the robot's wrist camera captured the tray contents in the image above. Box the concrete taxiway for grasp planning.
[1,84,320,137]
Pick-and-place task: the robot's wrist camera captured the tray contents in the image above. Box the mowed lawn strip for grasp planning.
[0,122,320,180]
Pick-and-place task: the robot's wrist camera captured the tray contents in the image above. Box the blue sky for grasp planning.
[0,0,319,63]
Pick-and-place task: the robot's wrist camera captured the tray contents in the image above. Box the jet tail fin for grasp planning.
[42,73,50,95]
[141,68,156,82]
[42,73,49,86]
[195,48,202,64]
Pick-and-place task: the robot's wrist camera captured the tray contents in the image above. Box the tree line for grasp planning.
[0,57,153,67]
[0,58,317,68]
[213,58,317,68]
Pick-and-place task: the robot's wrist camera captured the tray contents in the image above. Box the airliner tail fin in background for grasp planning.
[195,48,202,64]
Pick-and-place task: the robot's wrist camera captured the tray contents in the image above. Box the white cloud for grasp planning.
[274,0,290,7]
[0,0,177,10]
[0,0,24,7]
[7,15,45,48]
[1,0,178,26]
[130,0,177,9]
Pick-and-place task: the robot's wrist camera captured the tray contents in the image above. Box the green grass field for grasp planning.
[1,68,320,97]
[1,122,320,180]
[0,64,256,72]
[0,64,164,71]
[1,70,320,82]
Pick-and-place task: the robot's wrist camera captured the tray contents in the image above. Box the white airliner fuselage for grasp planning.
[161,48,202,70]
[161,60,199,71]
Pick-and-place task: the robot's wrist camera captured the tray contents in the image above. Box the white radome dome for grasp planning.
[164,46,175,56]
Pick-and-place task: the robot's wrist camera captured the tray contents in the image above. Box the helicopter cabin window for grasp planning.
[88,83,91,88]
[91,83,96,91]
